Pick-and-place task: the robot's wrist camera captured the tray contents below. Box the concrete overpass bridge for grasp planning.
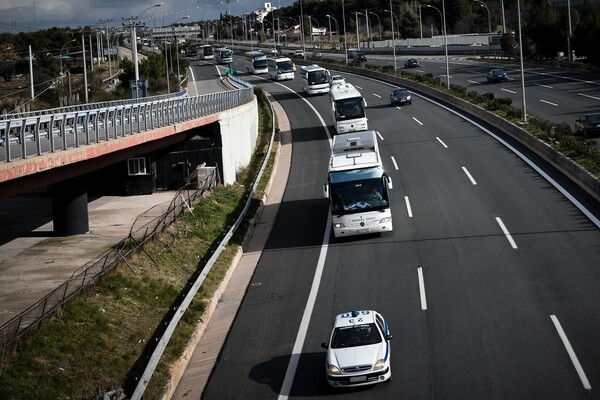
[0,77,257,235]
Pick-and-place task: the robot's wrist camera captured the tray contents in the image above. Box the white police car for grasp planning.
[321,310,392,387]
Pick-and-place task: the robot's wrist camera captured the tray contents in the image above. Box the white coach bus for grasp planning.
[215,47,233,64]
[244,51,268,74]
[323,131,393,237]
[299,64,329,95]
[267,57,295,81]
[329,83,368,134]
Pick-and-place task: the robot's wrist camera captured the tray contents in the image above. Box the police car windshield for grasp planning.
[331,323,382,348]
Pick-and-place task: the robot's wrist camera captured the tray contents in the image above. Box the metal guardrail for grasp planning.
[0,86,254,162]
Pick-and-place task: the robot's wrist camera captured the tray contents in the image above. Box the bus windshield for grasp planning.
[276,60,294,73]
[220,49,232,58]
[253,57,268,68]
[308,70,328,84]
[335,98,365,120]
[329,169,389,214]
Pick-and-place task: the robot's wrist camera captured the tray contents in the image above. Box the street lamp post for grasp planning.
[472,0,492,34]
[327,14,333,44]
[124,2,163,98]
[352,12,362,49]
[500,0,506,33]
[517,0,527,122]
[426,4,450,89]
[384,7,398,70]
[326,15,339,47]
[173,15,190,91]
[81,32,89,103]
[368,11,381,40]
[419,4,424,39]
[99,19,113,78]
[342,0,348,62]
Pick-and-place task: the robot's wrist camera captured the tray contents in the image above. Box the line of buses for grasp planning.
[185,46,390,237]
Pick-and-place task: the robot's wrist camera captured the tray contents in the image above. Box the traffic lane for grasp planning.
[188,61,228,95]
[335,73,600,397]
[395,99,599,396]
[290,237,430,399]
[202,73,332,399]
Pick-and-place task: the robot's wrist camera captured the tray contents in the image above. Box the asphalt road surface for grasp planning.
[197,56,600,400]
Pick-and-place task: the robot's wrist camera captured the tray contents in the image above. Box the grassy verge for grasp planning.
[0,86,278,400]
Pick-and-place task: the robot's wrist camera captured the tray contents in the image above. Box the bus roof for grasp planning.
[267,57,292,62]
[300,64,326,72]
[329,83,362,100]
[329,131,381,171]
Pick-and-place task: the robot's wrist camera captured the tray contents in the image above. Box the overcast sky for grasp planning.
[0,0,294,33]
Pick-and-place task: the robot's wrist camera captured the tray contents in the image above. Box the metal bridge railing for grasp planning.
[0,85,254,162]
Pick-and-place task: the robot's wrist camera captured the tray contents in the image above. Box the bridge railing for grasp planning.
[0,85,254,162]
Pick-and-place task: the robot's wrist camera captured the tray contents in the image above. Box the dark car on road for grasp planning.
[575,113,600,138]
[349,51,367,62]
[390,87,412,106]
[487,69,508,83]
[404,58,420,68]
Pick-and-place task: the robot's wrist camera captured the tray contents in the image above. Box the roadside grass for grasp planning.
[0,86,278,400]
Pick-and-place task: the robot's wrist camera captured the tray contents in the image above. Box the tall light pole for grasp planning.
[173,15,190,91]
[300,0,306,55]
[567,0,573,61]
[327,15,339,47]
[419,4,424,39]
[124,2,163,98]
[81,31,88,103]
[363,10,370,48]
[385,7,398,70]
[353,12,360,49]
[369,11,381,40]
[99,19,113,78]
[327,14,333,44]
[426,4,450,89]
[342,0,348,62]
[517,0,527,122]
[500,0,506,33]
[472,0,492,33]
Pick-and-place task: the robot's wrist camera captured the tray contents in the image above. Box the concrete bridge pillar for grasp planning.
[50,176,89,236]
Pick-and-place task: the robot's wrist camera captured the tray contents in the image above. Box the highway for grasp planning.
[196,55,600,399]
[357,53,600,133]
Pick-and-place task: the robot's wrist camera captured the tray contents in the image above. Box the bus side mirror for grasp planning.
[323,184,329,198]
[386,176,393,190]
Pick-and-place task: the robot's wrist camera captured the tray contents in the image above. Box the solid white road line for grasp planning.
[436,137,448,148]
[277,218,332,400]
[413,117,424,125]
[550,315,592,391]
[417,267,428,310]
[495,217,518,249]
[462,166,477,185]
[405,196,413,218]
[501,88,517,94]
[391,156,399,170]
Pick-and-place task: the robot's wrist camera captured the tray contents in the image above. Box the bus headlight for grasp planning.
[334,223,346,228]
[380,217,391,223]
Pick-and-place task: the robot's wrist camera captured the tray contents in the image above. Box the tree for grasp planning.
[572,0,600,66]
